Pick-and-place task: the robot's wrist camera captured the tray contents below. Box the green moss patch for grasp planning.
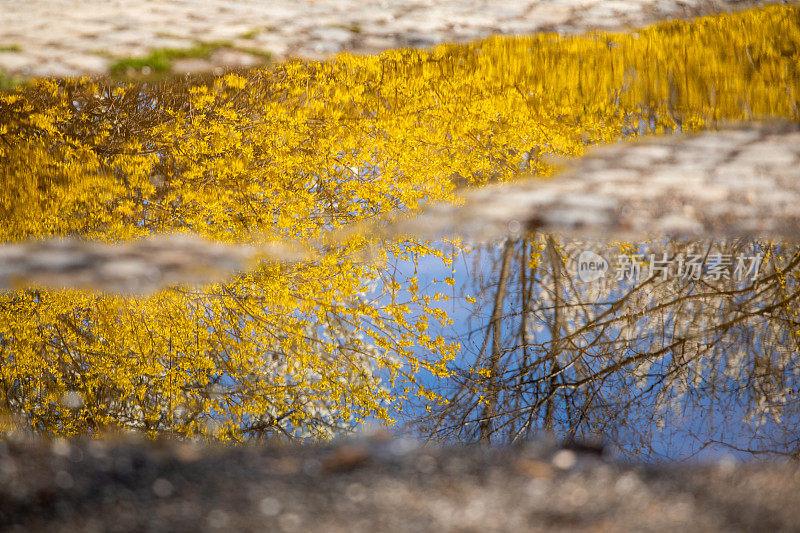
[109,41,235,76]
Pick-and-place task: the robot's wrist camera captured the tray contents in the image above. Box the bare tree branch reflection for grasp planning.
[416,236,800,461]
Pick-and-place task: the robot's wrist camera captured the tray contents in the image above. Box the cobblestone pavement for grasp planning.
[0,0,773,78]
[2,123,797,294]
[0,234,304,295]
[398,122,800,243]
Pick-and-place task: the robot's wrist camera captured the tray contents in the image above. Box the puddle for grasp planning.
[0,5,798,461]
[409,236,800,461]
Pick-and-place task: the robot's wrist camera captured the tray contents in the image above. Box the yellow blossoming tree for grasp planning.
[0,5,797,440]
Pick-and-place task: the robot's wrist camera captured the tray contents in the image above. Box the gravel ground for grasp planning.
[1,434,798,532]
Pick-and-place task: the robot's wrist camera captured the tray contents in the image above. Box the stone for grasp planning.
[0,52,36,72]
[209,49,264,68]
[308,26,356,44]
[26,60,81,78]
[170,58,214,74]
[63,54,109,74]
[358,36,399,53]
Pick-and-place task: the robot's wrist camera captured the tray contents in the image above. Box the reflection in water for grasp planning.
[415,238,800,461]
[0,6,798,456]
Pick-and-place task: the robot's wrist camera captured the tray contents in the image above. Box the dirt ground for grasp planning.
[1,434,798,532]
